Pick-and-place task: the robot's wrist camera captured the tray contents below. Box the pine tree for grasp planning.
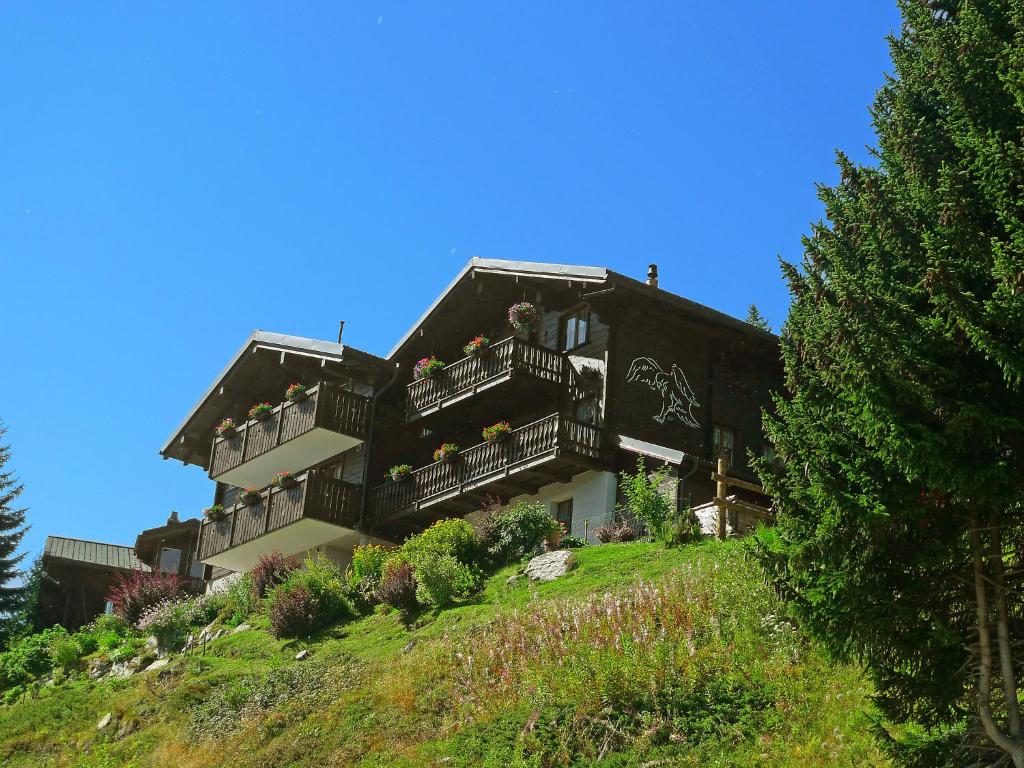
[744,303,771,332]
[0,422,29,645]
[754,2,1024,765]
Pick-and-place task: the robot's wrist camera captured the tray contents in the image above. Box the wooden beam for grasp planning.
[711,472,767,496]
[715,454,728,540]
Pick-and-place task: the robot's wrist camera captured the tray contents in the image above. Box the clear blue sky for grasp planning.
[1,3,901,563]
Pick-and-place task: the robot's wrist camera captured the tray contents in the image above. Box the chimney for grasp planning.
[167,510,179,525]
[647,264,659,288]
[337,320,345,344]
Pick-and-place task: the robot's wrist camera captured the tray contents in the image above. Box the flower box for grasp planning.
[413,356,445,381]
[285,383,308,402]
[482,421,512,443]
[433,443,459,463]
[203,504,226,522]
[215,418,238,440]
[507,302,539,332]
[240,487,261,506]
[248,402,274,421]
[389,464,412,482]
[275,471,297,490]
[463,335,490,358]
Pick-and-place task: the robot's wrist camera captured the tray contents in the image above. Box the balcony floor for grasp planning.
[215,428,362,489]
[201,518,359,572]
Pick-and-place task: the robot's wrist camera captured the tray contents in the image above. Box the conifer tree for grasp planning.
[755,2,1024,764]
[744,303,771,332]
[0,423,29,646]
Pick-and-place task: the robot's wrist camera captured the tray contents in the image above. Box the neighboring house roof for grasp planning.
[386,257,776,359]
[43,536,150,572]
[160,330,389,460]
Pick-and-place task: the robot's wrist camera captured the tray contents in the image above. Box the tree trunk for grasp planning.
[971,521,1024,767]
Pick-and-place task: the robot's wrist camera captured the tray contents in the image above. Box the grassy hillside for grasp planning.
[0,540,886,767]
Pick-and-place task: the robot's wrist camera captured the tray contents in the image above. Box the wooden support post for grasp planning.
[715,453,729,540]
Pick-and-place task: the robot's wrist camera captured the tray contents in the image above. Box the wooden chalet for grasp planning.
[161,259,781,582]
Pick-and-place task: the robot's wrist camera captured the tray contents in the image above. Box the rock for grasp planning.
[97,712,114,731]
[88,659,111,680]
[108,662,136,679]
[524,550,577,582]
[115,719,137,740]
[144,657,171,673]
[294,649,310,661]
[145,635,159,650]
[506,573,524,584]
[401,639,417,654]
[231,623,251,635]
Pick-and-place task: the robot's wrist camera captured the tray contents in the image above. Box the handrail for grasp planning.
[370,414,601,521]
[405,337,564,419]
[209,382,371,479]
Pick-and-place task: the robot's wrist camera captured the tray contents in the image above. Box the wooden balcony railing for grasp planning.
[209,382,370,481]
[405,337,564,421]
[198,470,360,562]
[371,414,602,522]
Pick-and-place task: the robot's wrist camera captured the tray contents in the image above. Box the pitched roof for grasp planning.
[386,257,776,358]
[43,536,150,572]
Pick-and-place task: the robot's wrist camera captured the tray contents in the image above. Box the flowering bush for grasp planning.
[285,382,307,401]
[203,503,226,521]
[481,421,511,443]
[477,500,559,564]
[595,520,637,543]
[215,418,238,439]
[248,402,274,420]
[250,552,299,598]
[375,558,418,612]
[137,597,192,650]
[267,554,356,638]
[240,487,261,506]
[507,302,539,331]
[463,335,490,357]
[413,356,445,380]
[388,464,412,482]
[433,443,459,463]
[274,471,296,489]
[107,570,185,625]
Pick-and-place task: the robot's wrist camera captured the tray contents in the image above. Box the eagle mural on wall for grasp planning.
[625,357,701,428]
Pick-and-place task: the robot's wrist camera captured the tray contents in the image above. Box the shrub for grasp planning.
[89,613,133,652]
[108,636,144,664]
[618,456,674,537]
[658,506,702,546]
[0,627,70,690]
[267,555,356,638]
[49,636,81,673]
[401,518,479,567]
[478,501,559,564]
[414,554,480,608]
[595,521,637,543]
[108,570,185,625]
[349,543,389,590]
[137,599,192,650]
[560,535,587,549]
[220,574,258,625]
[376,558,418,613]
[250,552,299,598]
[70,630,98,656]
[412,356,445,380]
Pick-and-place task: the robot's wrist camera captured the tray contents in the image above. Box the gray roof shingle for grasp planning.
[43,536,150,572]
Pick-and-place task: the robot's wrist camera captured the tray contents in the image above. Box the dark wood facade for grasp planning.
[161,259,781,569]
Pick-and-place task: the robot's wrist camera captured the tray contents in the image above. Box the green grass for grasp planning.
[0,540,887,767]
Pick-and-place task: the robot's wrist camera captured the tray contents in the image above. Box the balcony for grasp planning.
[210,382,370,489]
[405,337,564,422]
[371,414,602,525]
[198,470,360,572]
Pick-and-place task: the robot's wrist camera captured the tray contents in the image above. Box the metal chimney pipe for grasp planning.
[337,320,345,344]
[647,264,659,288]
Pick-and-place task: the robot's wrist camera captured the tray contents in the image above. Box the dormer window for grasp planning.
[561,306,590,351]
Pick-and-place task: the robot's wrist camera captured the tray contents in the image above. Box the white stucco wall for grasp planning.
[510,469,617,543]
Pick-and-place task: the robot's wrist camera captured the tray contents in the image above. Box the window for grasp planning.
[189,558,206,579]
[561,307,589,351]
[712,426,736,466]
[555,498,574,531]
[158,547,182,575]
[104,600,114,615]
